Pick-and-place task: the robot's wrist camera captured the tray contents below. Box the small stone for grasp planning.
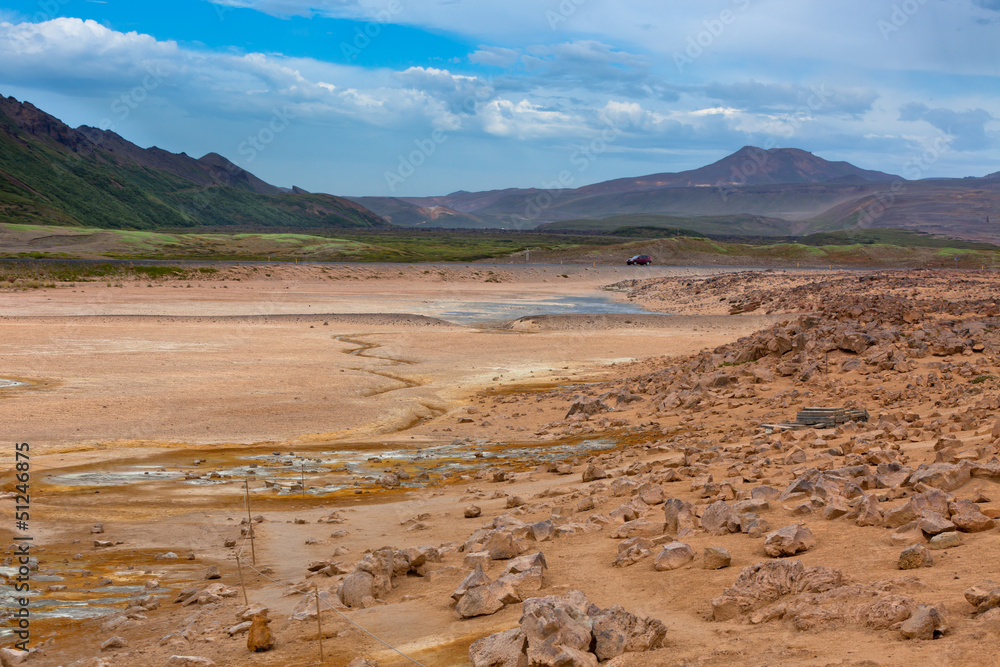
[964,581,1000,611]
[918,512,956,536]
[928,532,962,550]
[246,610,274,652]
[463,551,492,571]
[347,659,380,667]
[900,604,947,640]
[950,501,995,533]
[465,505,482,519]
[101,635,127,651]
[204,566,221,580]
[898,544,932,570]
[456,584,505,618]
[703,546,731,570]
[700,501,736,536]
[468,628,526,667]
[653,541,694,571]
[164,658,217,667]
[582,464,608,482]
[763,524,815,557]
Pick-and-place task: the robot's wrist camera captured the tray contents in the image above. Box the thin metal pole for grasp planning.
[245,479,256,565]
[236,554,249,606]
[315,585,325,663]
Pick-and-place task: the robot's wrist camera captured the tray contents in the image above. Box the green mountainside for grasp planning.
[0,95,388,231]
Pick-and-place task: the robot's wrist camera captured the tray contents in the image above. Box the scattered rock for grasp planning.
[764,524,815,557]
[163,658,217,667]
[928,532,962,550]
[472,590,666,666]
[899,604,947,640]
[897,544,932,570]
[100,636,126,651]
[346,659,380,667]
[703,546,732,570]
[700,501,737,535]
[246,610,274,652]
[469,628,527,667]
[653,542,694,571]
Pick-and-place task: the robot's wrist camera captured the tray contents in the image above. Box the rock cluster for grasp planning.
[452,552,547,618]
[336,545,443,608]
[710,559,947,639]
[469,590,666,666]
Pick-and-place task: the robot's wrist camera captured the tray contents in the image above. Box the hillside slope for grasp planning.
[0,95,389,231]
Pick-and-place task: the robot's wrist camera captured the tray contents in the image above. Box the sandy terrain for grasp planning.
[2,265,1000,667]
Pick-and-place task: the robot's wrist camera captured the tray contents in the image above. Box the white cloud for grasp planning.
[0,18,486,131]
[480,98,576,139]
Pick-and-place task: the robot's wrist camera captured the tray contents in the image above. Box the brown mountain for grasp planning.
[574,146,898,196]
[354,147,1000,242]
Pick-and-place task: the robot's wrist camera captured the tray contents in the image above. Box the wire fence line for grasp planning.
[234,495,426,666]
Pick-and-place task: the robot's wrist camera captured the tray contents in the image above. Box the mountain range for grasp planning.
[0,95,388,231]
[351,147,1000,242]
[1,93,998,242]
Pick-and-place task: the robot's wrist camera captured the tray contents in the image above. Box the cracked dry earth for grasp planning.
[3,266,1000,667]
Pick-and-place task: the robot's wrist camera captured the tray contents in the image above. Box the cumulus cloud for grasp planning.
[0,18,179,92]
[899,103,996,151]
[0,18,484,131]
[394,67,494,115]
[480,98,576,139]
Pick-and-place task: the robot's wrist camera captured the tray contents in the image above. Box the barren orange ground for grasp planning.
[1,265,999,667]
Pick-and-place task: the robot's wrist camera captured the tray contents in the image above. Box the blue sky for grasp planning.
[0,0,997,195]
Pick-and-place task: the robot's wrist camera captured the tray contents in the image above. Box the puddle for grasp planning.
[438,295,654,325]
[0,565,172,637]
[43,438,620,496]
[0,378,26,388]
[51,468,187,486]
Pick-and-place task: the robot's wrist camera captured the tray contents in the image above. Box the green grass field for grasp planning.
[3,222,1000,272]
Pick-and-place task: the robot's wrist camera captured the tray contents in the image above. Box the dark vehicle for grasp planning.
[627,255,652,265]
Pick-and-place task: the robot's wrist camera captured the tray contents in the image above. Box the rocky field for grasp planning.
[3,268,1000,666]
